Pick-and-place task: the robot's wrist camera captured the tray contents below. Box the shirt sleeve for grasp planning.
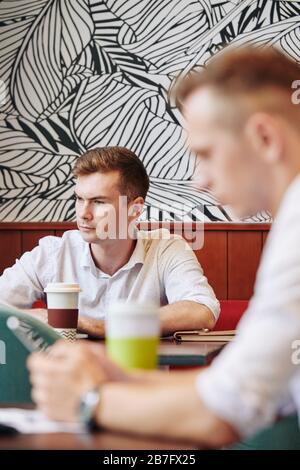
[196,308,300,438]
[0,236,60,308]
[159,235,220,319]
[195,208,300,438]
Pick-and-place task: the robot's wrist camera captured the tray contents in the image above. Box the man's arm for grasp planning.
[19,309,105,338]
[27,341,238,447]
[0,237,58,308]
[77,316,105,338]
[98,377,239,447]
[159,301,216,336]
[78,302,215,338]
[23,309,105,338]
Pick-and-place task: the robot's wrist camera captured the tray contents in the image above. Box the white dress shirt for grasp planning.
[197,175,300,438]
[0,228,219,320]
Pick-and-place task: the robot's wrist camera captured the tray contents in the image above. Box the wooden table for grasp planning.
[0,429,196,450]
[158,339,225,366]
[0,339,224,451]
[89,338,225,367]
[0,405,195,450]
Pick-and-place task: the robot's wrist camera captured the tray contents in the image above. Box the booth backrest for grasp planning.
[0,222,269,327]
[216,300,249,330]
[0,222,270,300]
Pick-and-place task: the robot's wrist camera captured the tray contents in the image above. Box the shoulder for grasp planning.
[138,228,193,256]
[37,230,83,253]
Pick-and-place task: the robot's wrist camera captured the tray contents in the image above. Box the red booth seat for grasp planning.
[32,299,46,309]
[215,300,249,331]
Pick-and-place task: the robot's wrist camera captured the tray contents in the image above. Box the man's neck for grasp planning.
[90,238,137,276]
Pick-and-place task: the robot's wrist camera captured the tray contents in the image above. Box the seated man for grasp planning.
[28,47,300,447]
[0,146,219,337]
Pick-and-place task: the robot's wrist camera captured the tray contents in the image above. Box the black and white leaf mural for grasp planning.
[0,0,299,222]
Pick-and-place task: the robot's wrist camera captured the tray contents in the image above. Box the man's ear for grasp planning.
[244,112,284,164]
[128,197,144,217]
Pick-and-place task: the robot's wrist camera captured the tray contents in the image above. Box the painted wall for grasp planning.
[0,0,299,222]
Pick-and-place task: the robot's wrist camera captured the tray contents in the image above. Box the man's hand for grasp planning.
[27,340,130,421]
[77,316,105,338]
[27,340,238,446]
[23,310,105,337]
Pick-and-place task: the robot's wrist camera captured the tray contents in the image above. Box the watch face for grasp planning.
[79,389,100,430]
[84,390,100,408]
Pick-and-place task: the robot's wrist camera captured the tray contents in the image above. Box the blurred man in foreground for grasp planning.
[28,47,300,448]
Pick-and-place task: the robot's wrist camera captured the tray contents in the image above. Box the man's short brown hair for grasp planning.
[174,47,300,128]
[73,147,149,201]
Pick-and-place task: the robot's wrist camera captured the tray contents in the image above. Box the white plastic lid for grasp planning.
[107,300,158,316]
[44,283,81,293]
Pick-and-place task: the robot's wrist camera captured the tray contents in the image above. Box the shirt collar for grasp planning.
[80,241,93,268]
[80,235,145,274]
[121,235,145,271]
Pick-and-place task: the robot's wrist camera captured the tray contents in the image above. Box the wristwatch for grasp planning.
[79,388,101,431]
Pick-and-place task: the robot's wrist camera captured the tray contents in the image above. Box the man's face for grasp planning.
[75,171,125,243]
[184,88,270,218]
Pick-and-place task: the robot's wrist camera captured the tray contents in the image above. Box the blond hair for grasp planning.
[174,47,300,128]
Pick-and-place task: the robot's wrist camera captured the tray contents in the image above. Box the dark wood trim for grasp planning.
[228,230,262,299]
[212,223,271,231]
[0,222,272,231]
[0,223,77,230]
[139,222,271,231]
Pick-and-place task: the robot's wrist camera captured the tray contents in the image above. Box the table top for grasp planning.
[0,430,196,450]
[158,339,225,366]
[0,406,195,450]
[90,338,226,367]
[0,341,221,450]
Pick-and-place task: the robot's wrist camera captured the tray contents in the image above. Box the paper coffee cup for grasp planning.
[44,283,81,341]
[106,301,160,370]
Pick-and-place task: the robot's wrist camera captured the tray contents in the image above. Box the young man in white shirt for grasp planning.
[0,147,219,337]
[28,47,300,447]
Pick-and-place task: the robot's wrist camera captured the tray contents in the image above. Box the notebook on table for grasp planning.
[173,329,236,342]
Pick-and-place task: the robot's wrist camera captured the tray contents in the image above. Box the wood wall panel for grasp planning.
[263,230,269,246]
[22,230,55,253]
[0,231,22,274]
[228,231,262,299]
[0,223,271,300]
[55,227,75,237]
[55,230,67,237]
[195,231,227,300]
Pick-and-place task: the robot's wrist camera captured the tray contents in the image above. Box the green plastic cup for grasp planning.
[106,301,160,370]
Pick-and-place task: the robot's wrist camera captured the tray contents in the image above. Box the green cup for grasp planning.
[106,301,160,370]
